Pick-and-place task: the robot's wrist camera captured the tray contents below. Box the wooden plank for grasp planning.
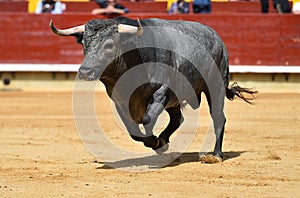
[0,13,299,66]
[0,1,287,13]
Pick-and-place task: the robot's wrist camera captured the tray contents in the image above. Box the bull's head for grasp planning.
[50,19,143,81]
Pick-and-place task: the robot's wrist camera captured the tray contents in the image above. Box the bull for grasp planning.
[50,17,257,163]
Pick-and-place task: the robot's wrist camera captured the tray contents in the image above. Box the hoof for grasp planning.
[153,138,169,155]
[199,154,223,164]
[154,144,169,155]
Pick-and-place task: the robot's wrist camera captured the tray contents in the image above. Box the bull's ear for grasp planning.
[71,32,84,44]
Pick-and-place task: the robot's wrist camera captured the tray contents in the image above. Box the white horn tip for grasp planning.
[118,24,138,34]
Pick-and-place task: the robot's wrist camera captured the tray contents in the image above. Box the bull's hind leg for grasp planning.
[152,105,183,154]
[200,89,226,163]
[142,84,168,125]
[142,84,169,151]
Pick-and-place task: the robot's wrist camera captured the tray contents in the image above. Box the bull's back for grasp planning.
[142,18,230,88]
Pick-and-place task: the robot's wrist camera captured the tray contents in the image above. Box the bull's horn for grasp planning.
[118,19,143,35]
[50,20,85,36]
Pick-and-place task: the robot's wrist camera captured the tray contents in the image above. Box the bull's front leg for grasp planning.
[115,99,163,152]
[115,104,146,142]
[142,84,169,154]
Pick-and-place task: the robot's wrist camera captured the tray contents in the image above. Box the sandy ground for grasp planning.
[0,90,299,197]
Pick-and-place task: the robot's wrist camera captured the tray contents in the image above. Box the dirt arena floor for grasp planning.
[0,88,299,197]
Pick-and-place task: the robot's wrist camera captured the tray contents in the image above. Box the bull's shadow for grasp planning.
[95,151,245,170]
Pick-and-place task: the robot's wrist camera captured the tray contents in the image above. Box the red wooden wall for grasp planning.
[0,1,280,13]
[0,13,299,66]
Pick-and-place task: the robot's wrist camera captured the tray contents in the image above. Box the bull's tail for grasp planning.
[226,82,258,104]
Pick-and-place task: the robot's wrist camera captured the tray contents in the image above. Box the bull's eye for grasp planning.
[103,40,114,51]
[105,43,113,50]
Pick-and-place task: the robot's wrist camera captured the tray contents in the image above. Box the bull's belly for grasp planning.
[128,84,198,124]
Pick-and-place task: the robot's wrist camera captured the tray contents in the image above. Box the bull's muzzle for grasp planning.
[78,66,99,81]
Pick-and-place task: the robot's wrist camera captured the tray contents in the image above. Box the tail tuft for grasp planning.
[226,82,258,104]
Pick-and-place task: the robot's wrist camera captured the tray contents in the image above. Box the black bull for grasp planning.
[50,17,257,162]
